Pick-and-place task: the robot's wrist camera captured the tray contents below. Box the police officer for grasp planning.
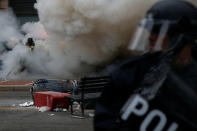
[94,0,197,130]
[15,38,35,74]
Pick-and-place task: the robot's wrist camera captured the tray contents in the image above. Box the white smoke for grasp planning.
[0,9,23,47]
[32,0,159,79]
[21,22,48,40]
[0,9,24,80]
[0,10,48,80]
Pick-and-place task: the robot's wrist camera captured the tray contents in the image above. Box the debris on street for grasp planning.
[48,113,55,116]
[53,108,67,112]
[19,101,34,107]
[38,106,49,112]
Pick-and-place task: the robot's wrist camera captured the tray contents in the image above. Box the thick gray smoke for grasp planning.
[0,9,23,47]
[0,9,24,80]
[33,0,159,79]
[0,10,50,80]
[0,0,197,80]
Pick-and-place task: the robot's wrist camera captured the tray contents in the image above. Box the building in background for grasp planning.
[0,0,38,25]
[0,0,8,9]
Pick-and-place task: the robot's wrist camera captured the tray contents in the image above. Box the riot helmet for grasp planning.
[128,0,197,54]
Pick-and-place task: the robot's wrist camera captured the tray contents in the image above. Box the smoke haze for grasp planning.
[34,0,159,79]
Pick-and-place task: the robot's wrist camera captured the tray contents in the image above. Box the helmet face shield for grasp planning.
[128,18,172,54]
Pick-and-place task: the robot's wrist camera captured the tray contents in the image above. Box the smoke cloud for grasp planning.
[0,9,23,46]
[33,0,159,79]
[0,0,196,80]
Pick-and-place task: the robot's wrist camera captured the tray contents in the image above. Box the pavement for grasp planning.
[0,81,94,131]
[0,110,93,131]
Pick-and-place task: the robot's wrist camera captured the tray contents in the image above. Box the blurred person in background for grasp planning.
[25,37,35,51]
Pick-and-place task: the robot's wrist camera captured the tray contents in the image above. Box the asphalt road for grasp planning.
[0,91,94,131]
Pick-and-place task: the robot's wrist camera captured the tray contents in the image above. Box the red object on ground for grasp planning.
[34,91,70,111]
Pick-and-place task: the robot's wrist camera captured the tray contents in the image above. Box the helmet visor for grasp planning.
[128,18,171,54]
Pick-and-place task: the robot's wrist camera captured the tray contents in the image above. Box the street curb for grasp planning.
[0,85,32,91]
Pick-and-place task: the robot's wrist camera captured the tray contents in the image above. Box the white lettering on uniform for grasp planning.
[121,95,179,131]
[140,110,166,131]
[121,94,149,120]
[167,122,179,131]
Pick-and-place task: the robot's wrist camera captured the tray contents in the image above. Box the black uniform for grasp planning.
[94,52,197,131]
